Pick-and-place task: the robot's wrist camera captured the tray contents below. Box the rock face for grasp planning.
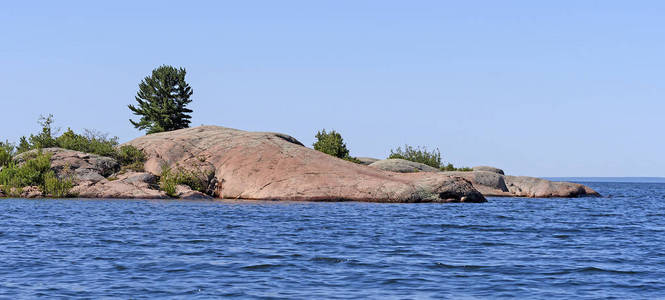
[356,157,380,165]
[369,158,440,173]
[124,126,486,203]
[15,148,119,183]
[472,166,505,175]
[72,171,167,199]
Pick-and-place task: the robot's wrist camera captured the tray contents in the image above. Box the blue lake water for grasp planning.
[1,182,665,299]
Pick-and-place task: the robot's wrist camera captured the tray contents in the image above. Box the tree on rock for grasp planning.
[313,129,361,163]
[129,65,194,134]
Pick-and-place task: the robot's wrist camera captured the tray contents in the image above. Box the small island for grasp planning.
[0,66,599,202]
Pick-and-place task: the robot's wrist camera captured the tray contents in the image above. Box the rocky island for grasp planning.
[0,126,599,202]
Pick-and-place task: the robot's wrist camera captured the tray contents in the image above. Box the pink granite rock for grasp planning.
[124,126,485,203]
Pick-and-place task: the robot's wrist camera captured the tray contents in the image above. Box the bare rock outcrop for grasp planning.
[368,158,440,173]
[472,166,505,175]
[370,159,599,198]
[15,148,119,183]
[356,157,380,165]
[505,176,600,198]
[441,171,512,197]
[72,171,167,199]
[124,126,486,203]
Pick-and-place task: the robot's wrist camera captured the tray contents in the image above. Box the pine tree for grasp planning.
[128,65,194,134]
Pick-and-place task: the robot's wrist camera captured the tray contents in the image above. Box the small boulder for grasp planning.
[355,157,380,165]
[21,186,42,198]
[472,166,505,175]
[175,185,213,200]
[369,159,440,173]
[441,171,510,196]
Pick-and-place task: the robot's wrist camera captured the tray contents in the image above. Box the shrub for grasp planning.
[55,128,119,158]
[441,163,473,172]
[313,129,362,163]
[1,151,52,187]
[26,114,58,150]
[0,151,74,198]
[0,140,14,167]
[16,137,31,154]
[389,145,442,169]
[42,171,74,197]
[159,165,209,197]
[115,145,145,171]
[16,115,146,170]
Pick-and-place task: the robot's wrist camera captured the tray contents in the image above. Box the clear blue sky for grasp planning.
[1,1,663,177]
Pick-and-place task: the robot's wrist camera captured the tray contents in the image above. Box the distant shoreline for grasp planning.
[546,177,665,183]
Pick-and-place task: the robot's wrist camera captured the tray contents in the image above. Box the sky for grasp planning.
[1,1,664,177]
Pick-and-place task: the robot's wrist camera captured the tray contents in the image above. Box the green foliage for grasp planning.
[314,129,349,158]
[0,151,52,187]
[389,145,442,169]
[129,65,194,134]
[115,145,146,172]
[42,171,74,197]
[0,140,14,167]
[441,163,473,172]
[313,129,362,163]
[159,165,209,197]
[27,114,58,150]
[55,128,119,158]
[14,115,145,170]
[0,151,74,198]
[16,137,31,154]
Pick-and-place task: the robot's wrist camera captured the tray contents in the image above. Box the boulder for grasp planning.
[21,186,42,198]
[124,126,485,203]
[15,148,119,183]
[71,171,167,199]
[505,176,600,198]
[472,166,505,175]
[441,171,511,196]
[0,187,5,198]
[356,157,380,165]
[175,185,214,200]
[369,158,440,173]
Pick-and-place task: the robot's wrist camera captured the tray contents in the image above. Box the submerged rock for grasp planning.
[369,158,440,173]
[124,126,485,203]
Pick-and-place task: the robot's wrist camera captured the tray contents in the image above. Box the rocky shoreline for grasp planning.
[0,126,599,202]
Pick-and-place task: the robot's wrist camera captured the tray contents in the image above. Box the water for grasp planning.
[1,182,665,299]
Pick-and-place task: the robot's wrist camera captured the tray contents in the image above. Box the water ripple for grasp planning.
[0,182,664,298]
